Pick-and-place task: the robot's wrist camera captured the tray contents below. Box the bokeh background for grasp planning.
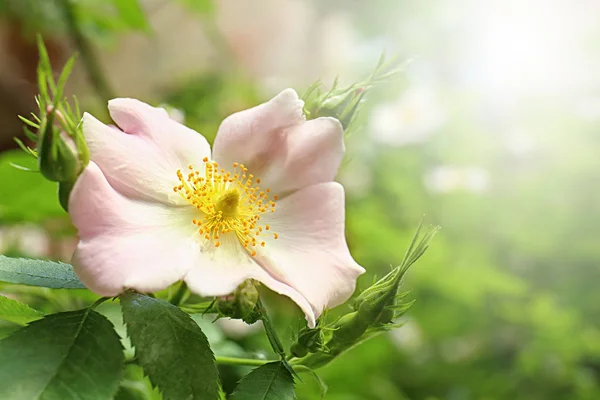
[1,0,600,399]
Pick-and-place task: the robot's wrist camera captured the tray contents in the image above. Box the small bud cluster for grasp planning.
[295,222,439,369]
[303,83,366,130]
[290,315,334,358]
[302,53,403,131]
[16,37,89,211]
[214,280,261,324]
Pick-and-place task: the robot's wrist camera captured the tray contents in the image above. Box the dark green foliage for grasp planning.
[0,255,85,289]
[120,292,219,400]
[0,309,124,399]
[230,362,295,400]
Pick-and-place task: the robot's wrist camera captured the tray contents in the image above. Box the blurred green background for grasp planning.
[1,0,599,399]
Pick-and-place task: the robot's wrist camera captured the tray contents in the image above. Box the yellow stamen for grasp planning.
[173,159,279,256]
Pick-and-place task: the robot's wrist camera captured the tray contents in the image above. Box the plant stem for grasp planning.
[169,281,189,306]
[215,356,275,367]
[89,296,110,310]
[256,298,286,359]
[58,0,114,102]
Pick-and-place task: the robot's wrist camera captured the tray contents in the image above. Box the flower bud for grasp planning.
[216,280,261,324]
[295,224,439,370]
[304,86,366,130]
[37,107,89,184]
[352,265,406,324]
[296,311,370,369]
[290,325,328,358]
[297,270,404,368]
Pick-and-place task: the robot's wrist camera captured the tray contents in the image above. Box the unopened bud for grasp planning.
[290,325,328,358]
[296,223,438,370]
[352,265,405,324]
[296,272,405,368]
[216,280,261,324]
[38,107,89,185]
[304,86,365,130]
[296,311,369,369]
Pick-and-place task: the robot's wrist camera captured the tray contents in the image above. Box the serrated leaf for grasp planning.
[0,255,85,289]
[230,362,295,400]
[0,308,124,399]
[114,364,162,400]
[113,0,151,31]
[0,294,44,325]
[120,292,219,400]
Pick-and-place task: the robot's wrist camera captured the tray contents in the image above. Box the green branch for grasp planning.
[214,356,275,367]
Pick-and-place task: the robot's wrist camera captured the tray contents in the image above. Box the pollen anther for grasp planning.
[174,159,279,256]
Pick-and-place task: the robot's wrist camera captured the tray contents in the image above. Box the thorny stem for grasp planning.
[256,298,286,359]
[256,298,298,376]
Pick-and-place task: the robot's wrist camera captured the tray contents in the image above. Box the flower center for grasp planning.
[173,157,279,256]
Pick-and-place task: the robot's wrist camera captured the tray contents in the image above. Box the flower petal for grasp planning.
[69,162,201,296]
[83,99,210,203]
[256,182,365,320]
[184,244,317,327]
[212,89,344,195]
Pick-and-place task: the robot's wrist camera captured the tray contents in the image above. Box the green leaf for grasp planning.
[113,0,151,31]
[114,364,162,400]
[0,308,124,399]
[0,294,44,325]
[0,255,85,289]
[120,292,219,400]
[230,362,295,400]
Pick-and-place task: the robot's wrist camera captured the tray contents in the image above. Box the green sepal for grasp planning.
[303,53,405,131]
[59,179,75,212]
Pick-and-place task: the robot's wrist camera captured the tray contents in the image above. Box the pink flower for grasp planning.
[69,89,364,327]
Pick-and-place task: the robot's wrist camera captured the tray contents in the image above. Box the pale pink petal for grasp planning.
[256,182,365,320]
[107,98,210,159]
[83,99,210,203]
[69,162,201,296]
[212,89,304,168]
[212,89,345,195]
[184,236,317,327]
[257,117,345,195]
